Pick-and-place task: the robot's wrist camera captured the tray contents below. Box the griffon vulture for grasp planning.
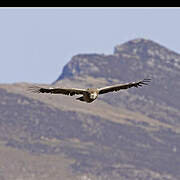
[29,78,151,103]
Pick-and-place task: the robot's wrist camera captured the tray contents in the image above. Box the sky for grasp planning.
[1,7,180,84]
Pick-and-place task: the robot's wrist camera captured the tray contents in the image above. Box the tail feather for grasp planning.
[76,96,85,102]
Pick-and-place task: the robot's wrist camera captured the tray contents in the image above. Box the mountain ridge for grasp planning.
[56,38,180,83]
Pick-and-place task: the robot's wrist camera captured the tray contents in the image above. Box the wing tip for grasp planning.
[140,78,151,86]
[28,86,42,94]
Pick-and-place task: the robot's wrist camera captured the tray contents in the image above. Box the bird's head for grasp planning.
[90,92,98,99]
[86,88,98,99]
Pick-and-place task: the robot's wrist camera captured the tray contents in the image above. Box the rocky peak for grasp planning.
[54,53,108,82]
[114,38,152,55]
[114,38,179,59]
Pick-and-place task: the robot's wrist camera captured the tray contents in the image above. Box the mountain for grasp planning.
[0,38,180,180]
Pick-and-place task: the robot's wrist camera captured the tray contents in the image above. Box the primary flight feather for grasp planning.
[29,78,151,103]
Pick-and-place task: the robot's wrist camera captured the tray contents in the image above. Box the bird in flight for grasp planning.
[29,78,151,103]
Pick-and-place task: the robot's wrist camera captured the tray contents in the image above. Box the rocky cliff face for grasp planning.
[0,38,180,180]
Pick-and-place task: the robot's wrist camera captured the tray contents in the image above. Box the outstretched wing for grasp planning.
[28,86,86,96]
[98,78,151,95]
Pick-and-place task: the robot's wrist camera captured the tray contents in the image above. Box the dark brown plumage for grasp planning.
[28,78,151,103]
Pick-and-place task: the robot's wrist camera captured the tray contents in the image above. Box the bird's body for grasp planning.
[76,88,99,103]
[29,79,151,103]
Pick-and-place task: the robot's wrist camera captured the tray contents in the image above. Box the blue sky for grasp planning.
[1,7,180,84]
